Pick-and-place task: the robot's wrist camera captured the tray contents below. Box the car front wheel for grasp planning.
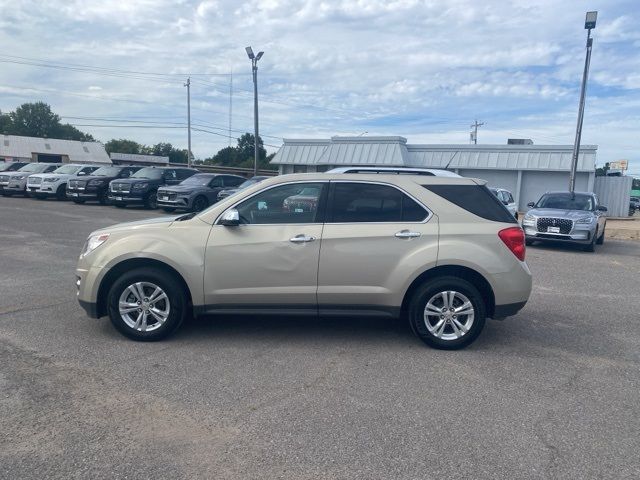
[107,267,187,341]
[409,276,486,350]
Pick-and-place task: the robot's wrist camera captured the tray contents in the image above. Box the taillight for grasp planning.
[498,227,526,261]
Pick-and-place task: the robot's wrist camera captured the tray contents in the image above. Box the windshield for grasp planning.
[131,167,163,179]
[53,164,81,175]
[19,163,50,173]
[0,163,17,171]
[180,174,211,186]
[91,166,122,176]
[536,193,595,211]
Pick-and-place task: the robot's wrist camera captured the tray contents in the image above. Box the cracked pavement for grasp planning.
[1,196,639,479]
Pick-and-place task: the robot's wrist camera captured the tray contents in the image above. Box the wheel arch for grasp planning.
[96,258,193,318]
[401,265,496,319]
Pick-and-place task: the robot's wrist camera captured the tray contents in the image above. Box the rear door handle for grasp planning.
[290,234,316,243]
[395,230,421,239]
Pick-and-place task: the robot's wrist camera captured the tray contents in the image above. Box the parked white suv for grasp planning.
[28,164,99,200]
[76,173,532,349]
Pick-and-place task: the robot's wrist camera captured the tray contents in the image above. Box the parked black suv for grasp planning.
[108,166,199,209]
[157,173,245,212]
[67,165,142,204]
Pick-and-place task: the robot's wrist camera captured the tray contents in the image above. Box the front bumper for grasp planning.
[157,194,192,210]
[108,192,145,204]
[523,225,593,244]
[67,186,100,200]
[76,266,104,318]
[27,184,60,196]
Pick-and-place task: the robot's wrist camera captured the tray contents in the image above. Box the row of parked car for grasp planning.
[0,162,271,213]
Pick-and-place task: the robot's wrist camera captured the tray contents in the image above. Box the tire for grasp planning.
[596,226,605,245]
[56,185,67,200]
[107,267,187,341]
[584,229,597,252]
[144,190,158,209]
[162,207,176,213]
[72,199,85,204]
[192,195,208,212]
[408,276,487,350]
[114,203,126,209]
[98,191,108,205]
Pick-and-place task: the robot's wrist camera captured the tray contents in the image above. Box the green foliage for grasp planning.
[3,102,94,141]
[105,139,148,155]
[632,178,640,190]
[204,133,277,170]
[595,162,610,177]
[151,142,189,164]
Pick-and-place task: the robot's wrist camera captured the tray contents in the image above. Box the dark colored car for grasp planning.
[108,166,199,209]
[629,197,639,215]
[157,173,245,213]
[217,176,269,201]
[0,162,28,172]
[67,165,142,204]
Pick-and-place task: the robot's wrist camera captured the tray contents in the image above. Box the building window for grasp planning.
[293,165,307,173]
[45,143,51,150]
[83,146,90,153]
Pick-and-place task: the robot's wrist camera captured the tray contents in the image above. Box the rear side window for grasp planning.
[329,183,428,223]
[424,184,517,224]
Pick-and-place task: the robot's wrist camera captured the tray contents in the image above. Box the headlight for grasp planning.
[88,179,105,186]
[81,233,110,258]
[132,183,148,190]
[44,177,58,183]
[522,213,536,224]
[13,175,26,180]
[576,216,594,224]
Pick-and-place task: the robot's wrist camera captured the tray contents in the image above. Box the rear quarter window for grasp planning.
[424,184,517,224]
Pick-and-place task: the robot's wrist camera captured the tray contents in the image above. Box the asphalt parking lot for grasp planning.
[1,196,639,480]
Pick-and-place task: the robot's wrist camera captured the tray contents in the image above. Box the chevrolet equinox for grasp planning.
[76,174,532,349]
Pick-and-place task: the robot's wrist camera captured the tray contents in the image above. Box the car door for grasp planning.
[206,176,225,203]
[203,181,327,311]
[317,181,438,313]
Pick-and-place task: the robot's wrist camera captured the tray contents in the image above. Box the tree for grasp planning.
[595,162,610,177]
[205,146,239,166]
[151,142,188,164]
[4,102,93,141]
[105,139,147,155]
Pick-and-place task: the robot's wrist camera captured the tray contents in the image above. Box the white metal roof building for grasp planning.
[271,136,597,210]
[110,152,170,166]
[0,134,111,164]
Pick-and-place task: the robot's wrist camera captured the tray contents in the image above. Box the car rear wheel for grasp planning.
[107,267,187,341]
[56,185,67,200]
[192,195,208,212]
[408,276,486,350]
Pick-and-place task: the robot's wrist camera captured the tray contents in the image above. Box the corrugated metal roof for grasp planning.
[110,152,169,164]
[271,136,596,172]
[0,134,111,163]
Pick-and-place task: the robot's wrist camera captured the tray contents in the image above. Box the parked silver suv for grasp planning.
[76,174,532,349]
[522,191,607,252]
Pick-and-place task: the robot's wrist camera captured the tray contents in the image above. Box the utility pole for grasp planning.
[470,119,484,144]
[184,77,192,168]
[569,11,597,193]
[246,46,264,177]
[228,70,233,147]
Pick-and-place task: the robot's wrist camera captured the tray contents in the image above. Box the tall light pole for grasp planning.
[470,119,484,144]
[246,46,264,176]
[569,11,597,193]
[184,77,192,168]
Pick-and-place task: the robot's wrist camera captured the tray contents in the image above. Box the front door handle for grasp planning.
[290,234,316,243]
[395,230,421,239]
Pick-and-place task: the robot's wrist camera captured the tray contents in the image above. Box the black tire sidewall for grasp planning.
[107,268,187,341]
[193,196,208,212]
[409,276,486,350]
[145,190,157,209]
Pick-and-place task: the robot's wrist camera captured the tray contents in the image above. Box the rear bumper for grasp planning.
[492,301,527,319]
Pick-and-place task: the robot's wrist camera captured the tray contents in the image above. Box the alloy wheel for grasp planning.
[424,290,475,341]
[118,282,170,332]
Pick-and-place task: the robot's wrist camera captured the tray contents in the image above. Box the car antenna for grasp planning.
[444,151,459,170]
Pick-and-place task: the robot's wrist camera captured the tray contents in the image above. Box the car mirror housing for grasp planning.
[597,205,608,212]
[220,208,240,226]
[502,200,509,206]
[527,202,535,208]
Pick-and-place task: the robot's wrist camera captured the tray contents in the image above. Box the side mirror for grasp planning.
[597,205,608,212]
[78,171,87,176]
[527,202,535,208]
[502,200,509,206]
[219,208,240,226]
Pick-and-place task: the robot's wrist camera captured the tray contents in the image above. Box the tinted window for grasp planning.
[177,169,195,180]
[208,176,224,188]
[330,183,428,223]
[164,169,178,181]
[424,184,517,224]
[92,166,122,176]
[224,176,245,187]
[132,167,163,179]
[53,164,81,174]
[536,193,594,211]
[235,182,325,224]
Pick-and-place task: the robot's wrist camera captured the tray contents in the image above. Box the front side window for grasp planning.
[180,174,213,187]
[329,183,428,223]
[235,182,325,224]
[53,164,81,175]
[224,176,244,187]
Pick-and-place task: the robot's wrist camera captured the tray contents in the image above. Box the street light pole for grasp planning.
[246,47,264,177]
[184,77,192,168]
[569,11,597,193]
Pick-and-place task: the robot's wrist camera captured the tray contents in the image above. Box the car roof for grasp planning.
[326,166,461,177]
[256,172,482,187]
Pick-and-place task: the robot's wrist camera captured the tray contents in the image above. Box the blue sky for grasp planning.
[0,0,638,173]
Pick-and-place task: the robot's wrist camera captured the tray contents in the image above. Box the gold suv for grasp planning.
[76,174,532,349]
